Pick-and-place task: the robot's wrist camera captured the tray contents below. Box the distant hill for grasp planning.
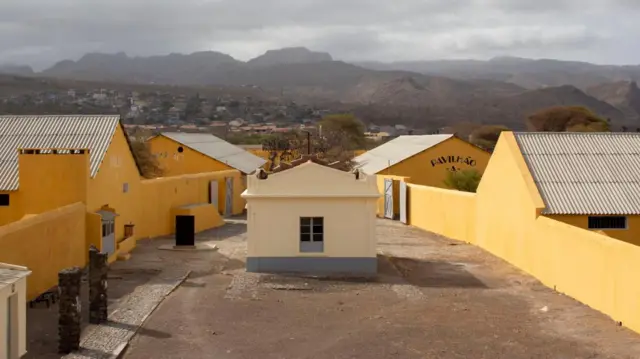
[5,48,640,130]
[247,47,333,67]
[0,64,35,76]
[355,56,640,90]
[587,81,640,122]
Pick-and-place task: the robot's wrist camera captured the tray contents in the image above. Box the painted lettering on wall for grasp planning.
[430,156,476,172]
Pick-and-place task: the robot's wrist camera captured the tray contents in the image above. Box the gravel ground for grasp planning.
[109,218,640,359]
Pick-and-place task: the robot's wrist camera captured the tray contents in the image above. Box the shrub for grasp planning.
[444,169,481,193]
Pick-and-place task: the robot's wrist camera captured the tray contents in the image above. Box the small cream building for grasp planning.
[0,263,31,359]
[242,157,381,275]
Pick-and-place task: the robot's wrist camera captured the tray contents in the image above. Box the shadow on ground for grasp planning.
[386,255,487,288]
[252,255,486,290]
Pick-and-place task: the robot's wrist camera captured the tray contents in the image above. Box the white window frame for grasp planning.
[587,216,628,230]
[300,217,324,253]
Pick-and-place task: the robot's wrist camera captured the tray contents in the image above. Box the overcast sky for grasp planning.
[1,0,639,70]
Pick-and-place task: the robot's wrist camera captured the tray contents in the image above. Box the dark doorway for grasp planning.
[175,215,195,246]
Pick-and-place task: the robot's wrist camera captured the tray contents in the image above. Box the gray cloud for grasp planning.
[0,0,639,70]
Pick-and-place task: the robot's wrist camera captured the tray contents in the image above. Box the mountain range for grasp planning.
[2,47,640,130]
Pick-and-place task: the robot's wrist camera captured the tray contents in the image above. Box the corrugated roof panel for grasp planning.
[0,115,120,191]
[353,135,453,174]
[514,132,640,215]
[161,132,266,174]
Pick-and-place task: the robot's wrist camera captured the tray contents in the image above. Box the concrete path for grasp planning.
[61,268,189,359]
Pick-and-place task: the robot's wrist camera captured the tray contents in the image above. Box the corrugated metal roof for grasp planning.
[353,135,453,174]
[514,132,640,215]
[160,132,266,174]
[0,115,120,191]
[0,263,30,292]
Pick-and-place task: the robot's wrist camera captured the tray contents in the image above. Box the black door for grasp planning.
[175,215,195,246]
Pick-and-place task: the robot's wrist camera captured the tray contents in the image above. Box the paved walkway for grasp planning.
[61,268,189,359]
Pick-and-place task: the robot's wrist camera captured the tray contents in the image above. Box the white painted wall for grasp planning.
[0,278,28,359]
[247,198,377,258]
[243,161,380,259]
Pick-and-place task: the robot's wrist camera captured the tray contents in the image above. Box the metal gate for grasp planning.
[384,178,394,219]
[175,215,195,246]
[101,219,115,255]
[224,177,233,217]
[209,180,219,211]
[399,181,407,224]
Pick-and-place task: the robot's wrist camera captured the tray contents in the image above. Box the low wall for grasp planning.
[407,184,476,243]
[408,184,640,335]
[138,170,243,239]
[171,204,224,234]
[0,203,86,300]
[526,217,640,334]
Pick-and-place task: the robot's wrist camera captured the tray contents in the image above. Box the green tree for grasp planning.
[444,169,481,193]
[527,106,610,132]
[469,125,509,151]
[318,113,366,150]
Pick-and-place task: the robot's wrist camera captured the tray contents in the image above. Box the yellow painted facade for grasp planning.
[147,135,234,177]
[376,137,490,188]
[0,120,246,301]
[0,203,86,300]
[243,162,380,260]
[545,215,640,247]
[400,131,640,336]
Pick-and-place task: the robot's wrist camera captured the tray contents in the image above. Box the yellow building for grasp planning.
[353,134,490,188]
[0,262,30,359]
[0,115,240,256]
[147,132,266,177]
[506,132,640,246]
[242,156,380,274]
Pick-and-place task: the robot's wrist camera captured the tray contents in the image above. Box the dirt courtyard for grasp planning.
[113,219,640,359]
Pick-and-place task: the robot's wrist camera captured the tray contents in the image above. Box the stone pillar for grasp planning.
[89,246,108,324]
[58,267,82,354]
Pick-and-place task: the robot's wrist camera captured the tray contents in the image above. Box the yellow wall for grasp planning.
[147,135,234,177]
[88,127,243,242]
[2,126,245,249]
[377,137,490,188]
[0,192,20,225]
[405,132,640,336]
[171,204,224,234]
[0,203,86,300]
[19,151,90,215]
[87,125,146,242]
[546,215,640,246]
[0,151,90,226]
[138,171,243,239]
[407,184,476,243]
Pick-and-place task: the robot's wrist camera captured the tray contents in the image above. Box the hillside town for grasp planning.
[0,89,420,142]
